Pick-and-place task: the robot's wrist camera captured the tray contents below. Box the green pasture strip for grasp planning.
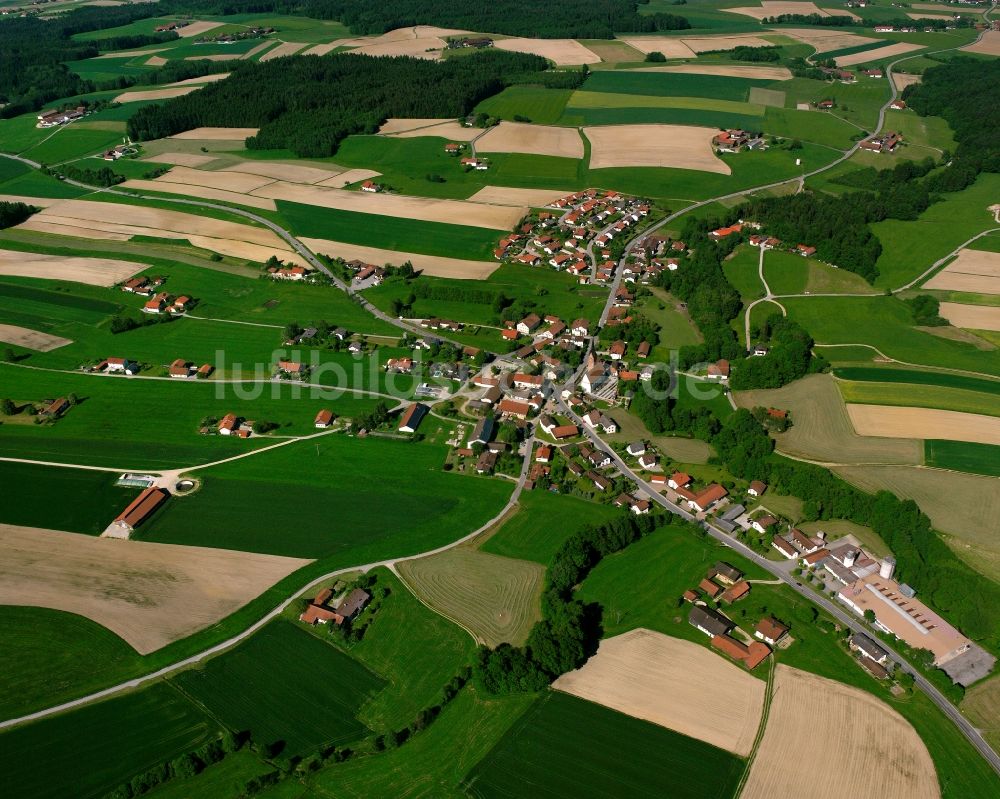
[276,201,501,261]
[72,16,181,40]
[833,367,1000,395]
[839,380,1000,418]
[0,682,221,799]
[566,90,765,115]
[172,620,382,755]
[0,168,89,198]
[475,86,573,124]
[462,691,744,799]
[925,440,1000,478]
[819,40,895,59]
[565,104,764,131]
[480,491,624,564]
[22,128,127,165]
[580,70,777,102]
[139,434,512,559]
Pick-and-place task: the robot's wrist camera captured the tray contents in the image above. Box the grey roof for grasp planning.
[471,416,495,444]
[688,605,732,637]
[337,589,370,620]
[716,519,737,534]
[721,504,746,522]
[851,634,889,662]
[713,562,743,582]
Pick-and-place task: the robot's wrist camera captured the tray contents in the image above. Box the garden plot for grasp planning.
[493,37,601,66]
[468,186,574,207]
[0,523,310,654]
[847,404,1000,446]
[939,302,1000,332]
[259,41,308,61]
[169,127,260,140]
[726,1,858,20]
[0,249,143,285]
[0,324,71,352]
[475,121,585,159]
[299,236,498,279]
[637,63,792,80]
[253,182,525,230]
[553,629,765,756]
[113,87,197,103]
[584,124,728,173]
[924,248,1000,295]
[962,30,1000,56]
[740,665,938,799]
[835,42,924,67]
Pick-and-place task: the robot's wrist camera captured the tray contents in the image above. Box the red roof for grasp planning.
[699,578,722,598]
[315,409,334,426]
[721,580,750,603]
[115,486,169,529]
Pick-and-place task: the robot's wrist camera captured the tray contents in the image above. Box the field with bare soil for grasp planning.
[776,28,880,51]
[847,404,1000,446]
[299,236,498,279]
[175,21,223,38]
[258,41,308,61]
[379,118,481,141]
[893,72,922,90]
[585,124,728,173]
[939,302,1000,332]
[142,151,219,167]
[0,524,310,654]
[835,42,924,66]
[636,64,792,80]
[493,37,600,65]
[727,1,857,20]
[0,324,72,351]
[118,179,278,210]
[476,121,585,159]
[740,665,938,799]
[165,73,231,87]
[924,248,1000,294]
[396,547,544,647]
[554,628,765,756]
[682,35,778,53]
[618,36,697,57]
[962,29,1000,56]
[468,186,574,207]
[169,127,259,140]
[113,87,197,103]
[0,249,143,285]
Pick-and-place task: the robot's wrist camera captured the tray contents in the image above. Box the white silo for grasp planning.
[880,556,896,580]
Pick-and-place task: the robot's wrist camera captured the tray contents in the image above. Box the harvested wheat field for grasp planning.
[142,151,219,167]
[114,86,197,103]
[145,55,166,66]
[314,168,382,188]
[741,665,938,799]
[847,404,1000,446]
[962,676,1000,751]
[734,374,922,464]
[924,248,1000,294]
[13,220,131,241]
[186,53,242,62]
[636,63,792,80]
[727,1,857,20]
[777,28,880,51]
[468,186,574,207]
[939,302,1000,332]
[396,547,544,647]
[554,629,765,756]
[618,36,697,58]
[893,72,922,90]
[301,42,340,56]
[476,121,585,159]
[0,324,71,352]
[224,160,344,184]
[836,42,924,67]
[97,47,168,59]
[169,127,260,140]
[252,182,524,230]
[299,236,498,279]
[0,523,310,654]
[585,124,729,173]
[349,36,446,59]
[259,41,308,61]
[0,249,143,285]
[0,194,61,207]
[165,73,231,87]
[908,11,954,20]
[379,118,482,141]
[493,37,600,66]
[153,165,276,193]
[682,35,777,53]
[962,30,1000,56]
[118,179,277,211]
[175,20,223,38]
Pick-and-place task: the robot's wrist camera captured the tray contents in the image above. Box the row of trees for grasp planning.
[474,514,662,694]
[127,50,553,157]
[702,45,781,62]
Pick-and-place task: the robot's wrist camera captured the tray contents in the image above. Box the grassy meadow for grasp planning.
[838,380,1000,417]
[924,440,1000,478]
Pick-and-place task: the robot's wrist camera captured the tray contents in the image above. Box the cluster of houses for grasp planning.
[685,563,777,671]
[494,189,650,284]
[860,131,902,153]
[445,36,494,49]
[36,106,85,128]
[102,143,136,161]
[142,291,194,315]
[712,129,766,153]
[299,585,371,626]
[216,413,254,438]
[168,359,213,379]
[268,264,313,281]
[342,259,386,287]
[361,180,384,193]
[92,357,140,376]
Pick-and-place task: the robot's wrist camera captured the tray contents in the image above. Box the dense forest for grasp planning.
[0,201,37,229]
[127,50,560,156]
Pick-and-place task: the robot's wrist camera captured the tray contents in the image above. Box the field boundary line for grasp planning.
[390,562,483,646]
[812,343,1000,382]
[734,655,776,797]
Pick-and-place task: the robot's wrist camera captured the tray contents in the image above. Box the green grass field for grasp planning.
[0,365,381,469]
[21,127,127,165]
[925,440,1000,478]
[142,750,274,799]
[480,491,623,565]
[475,86,573,124]
[398,547,545,647]
[834,367,1000,394]
[277,201,501,261]
[172,621,383,755]
[764,250,876,295]
[462,691,744,799]
[838,380,1000,417]
[141,434,512,559]
[0,682,221,799]
[723,244,765,301]
[784,295,1000,376]
[0,606,144,720]
[643,287,703,355]
[579,69,776,102]
[0,461,140,533]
